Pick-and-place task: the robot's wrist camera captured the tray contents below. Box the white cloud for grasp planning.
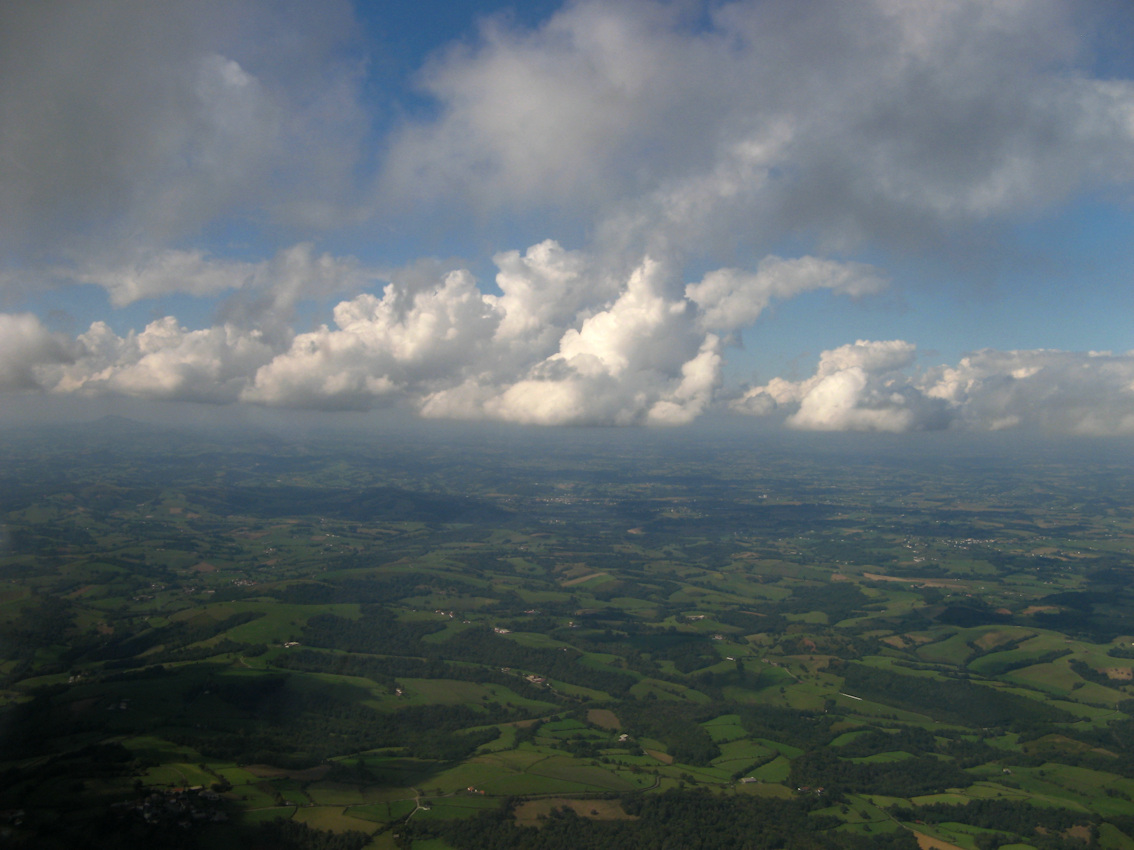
[410,252,725,426]
[554,257,691,378]
[419,254,720,426]
[51,318,274,404]
[489,240,608,350]
[789,368,925,433]
[237,246,730,424]
[923,348,1134,436]
[14,232,1134,437]
[481,377,624,427]
[647,335,723,426]
[687,256,887,332]
[242,269,499,410]
[735,341,1134,436]
[734,339,950,432]
[22,239,737,419]
[416,254,715,426]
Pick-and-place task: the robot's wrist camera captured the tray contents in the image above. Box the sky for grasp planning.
[2,0,1134,435]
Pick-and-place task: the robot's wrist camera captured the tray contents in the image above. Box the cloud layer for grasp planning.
[18,266,1134,434]
[11,233,1134,435]
[2,1,1134,435]
[14,242,876,426]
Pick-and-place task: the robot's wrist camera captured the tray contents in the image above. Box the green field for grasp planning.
[3,425,1134,847]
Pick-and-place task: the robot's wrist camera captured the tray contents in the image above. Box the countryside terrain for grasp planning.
[3,418,1134,849]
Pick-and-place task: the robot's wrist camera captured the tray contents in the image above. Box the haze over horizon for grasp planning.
[3,0,1134,435]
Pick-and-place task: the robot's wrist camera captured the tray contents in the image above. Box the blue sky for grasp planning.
[2,0,1133,434]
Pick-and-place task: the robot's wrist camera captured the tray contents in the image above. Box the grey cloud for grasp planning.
[75,250,261,308]
[0,0,369,269]
[381,0,1134,258]
[0,314,75,391]
[68,244,380,358]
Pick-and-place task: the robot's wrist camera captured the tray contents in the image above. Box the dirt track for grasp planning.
[912,830,966,850]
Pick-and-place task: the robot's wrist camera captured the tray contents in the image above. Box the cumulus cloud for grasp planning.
[243,269,499,410]
[646,335,723,426]
[554,258,692,378]
[923,349,1134,435]
[418,256,721,427]
[43,240,860,424]
[243,249,725,424]
[489,240,610,353]
[50,318,274,404]
[735,341,1134,435]
[734,340,951,432]
[12,234,1134,436]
